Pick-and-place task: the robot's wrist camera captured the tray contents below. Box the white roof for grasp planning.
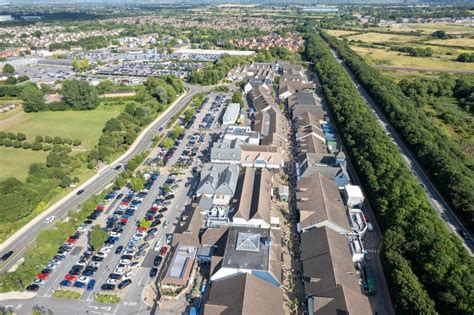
[344,185,364,198]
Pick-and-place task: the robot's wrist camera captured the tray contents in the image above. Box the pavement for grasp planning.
[0,90,225,315]
[325,42,474,256]
[0,84,211,273]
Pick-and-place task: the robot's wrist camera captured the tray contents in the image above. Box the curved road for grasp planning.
[325,42,474,255]
[0,84,209,272]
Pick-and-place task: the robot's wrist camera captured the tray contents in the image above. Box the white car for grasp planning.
[110,232,121,238]
[124,250,135,256]
[44,216,56,224]
[106,278,118,285]
[77,226,87,233]
[154,239,163,251]
[75,260,87,266]
[100,247,112,253]
[78,276,89,283]
[123,271,134,280]
[45,264,57,270]
[90,261,101,268]
[96,252,107,258]
[34,279,46,285]
[119,259,131,265]
[114,267,126,275]
[367,223,374,232]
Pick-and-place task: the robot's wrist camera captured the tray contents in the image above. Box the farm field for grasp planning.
[426,38,474,48]
[0,102,22,121]
[350,45,474,72]
[0,104,124,149]
[346,32,421,43]
[325,29,360,37]
[0,146,49,181]
[389,22,474,35]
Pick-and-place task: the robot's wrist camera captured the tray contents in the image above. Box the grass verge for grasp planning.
[95,294,121,304]
[52,290,81,299]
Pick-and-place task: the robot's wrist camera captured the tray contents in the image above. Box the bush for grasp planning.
[13,140,22,148]
[63,137,73,145]
[95,294,121,304]
[35,135,44,143]
[22,142,32,149]
[42,143,52,151]
[53,136,63,144]
[3,139,12,147]
[73,138,82,146]
[52,290,80,299]
[32,141,43,151]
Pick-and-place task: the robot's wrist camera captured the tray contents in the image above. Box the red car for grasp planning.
[67,237,77,243]
[96,205,105,211]
[159,246,168,256]
[120,201,130,206]
[120,217,128,223]
[65,274,77,281]
[150,206,158,213]
[137,226,147,232]
[37,273,49,280]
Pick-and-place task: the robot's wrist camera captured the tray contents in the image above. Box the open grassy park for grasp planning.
[0,103,124,181]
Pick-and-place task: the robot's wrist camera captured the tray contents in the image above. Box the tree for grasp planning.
[35,135,44,143]
[162,137,174,150]
[456,53,474,63]
[73,138,82,146]
[432,30,449,39]
[61,80,99,110]
[2,63,14,74]
[170,126,184,140]
[72,58,91,72]
[31,141,42,150]
[20,83,45,112]
[89,225,108,251]
[130,176,145,192]
[44,136,53,143]
[16,133,26,141]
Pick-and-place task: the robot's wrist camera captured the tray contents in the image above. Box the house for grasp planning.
[301,227,372,315]
[161,244,197,289]
[210,138,243,165]
[172,206,203,247]
[244,78,270,94]
[196,164,239,205]
[278,84,295,100]
[297,172,351,234]
[210,226,281,287]
[240,144,284,169]
[254,106,289,148]
[343,185,365,209]
[233,168,272,228]
[288,92,324,119]
[222,103,241,126]
[202,273,284,315]
[297,152,350,188]
[222,125,260,145]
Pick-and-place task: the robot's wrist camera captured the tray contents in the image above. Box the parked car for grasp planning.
[26,284,40,291]
[115,246,124,254]
[101,283,115,291]
[87,279,96,291]
[153,256,163,267]
[149,267,158,277]
[59,280,72,287]
[118,279,132,289]
[2,250,15,261]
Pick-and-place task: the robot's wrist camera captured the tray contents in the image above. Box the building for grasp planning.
[172,207,204,247]
[301,227,372,315]
[222,103,241,126]
[254,106,288,148]
[210,138,243,165]
[196,164,239,205]
[297,152,350,188]
[203,273,284,315]
[161,244,197,289]
[222,125,260,145]
[233,168,272,228]
[240,144,284,169]
[210,226,281,287]
[297,172,351,234]
[343,185,365,209]
[289,92,324,120]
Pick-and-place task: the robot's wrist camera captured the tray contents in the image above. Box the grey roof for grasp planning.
[222,103,240,125]
[197,163,239,196]
[211,138,243,162]
[254,106,288,147]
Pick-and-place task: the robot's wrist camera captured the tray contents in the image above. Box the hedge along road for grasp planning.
[0,84,209,273]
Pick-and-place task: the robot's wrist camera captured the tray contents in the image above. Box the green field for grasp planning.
[0,104,124,181]
[0,146,49,180]
[0,104,124,149]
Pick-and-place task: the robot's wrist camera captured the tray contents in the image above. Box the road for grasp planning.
[324,41,474,255]
[0,91,225,315]
[0,84,210,273]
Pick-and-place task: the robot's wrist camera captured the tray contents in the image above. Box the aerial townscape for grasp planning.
[0,1,473,315]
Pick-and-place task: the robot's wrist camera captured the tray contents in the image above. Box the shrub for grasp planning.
[53,136,63,144]
[13,140,22,148]
[35,135,44,142]
[44,136,53,143]
[16,133,26,141]
[32,141,43,151]
[22,142,32,149]
[73,138,82,146]
[3,139,12,147]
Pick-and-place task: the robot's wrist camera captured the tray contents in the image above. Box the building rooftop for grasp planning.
[162,244,197,287]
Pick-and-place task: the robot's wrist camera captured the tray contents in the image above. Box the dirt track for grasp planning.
[374,65,474,74]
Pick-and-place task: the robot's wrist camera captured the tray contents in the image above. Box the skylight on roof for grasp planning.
[236,232,260,252]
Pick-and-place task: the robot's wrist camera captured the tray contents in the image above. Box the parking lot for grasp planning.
[4,92,230,314]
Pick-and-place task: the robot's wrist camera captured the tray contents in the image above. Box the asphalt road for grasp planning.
[325,43,474,255]
[0,90,221,315]
[0,84,210,273]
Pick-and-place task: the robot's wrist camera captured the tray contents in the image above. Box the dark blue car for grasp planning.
[59,280,71,287]
[87,279,96,291]
[74,281,86,289]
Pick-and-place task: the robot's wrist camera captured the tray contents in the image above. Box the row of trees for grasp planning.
[304,30,473,315]
[322,31,474,232]
[87,75,183,166]
[189,55,252,85]
[0,132,81,146]
[20,80,99,112]
[457,53,474,63]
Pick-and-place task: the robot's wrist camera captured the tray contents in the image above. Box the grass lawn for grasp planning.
[350,45,474,71]
[346,32,421,44]
[0,147,49,181]
[0,104,124,149]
